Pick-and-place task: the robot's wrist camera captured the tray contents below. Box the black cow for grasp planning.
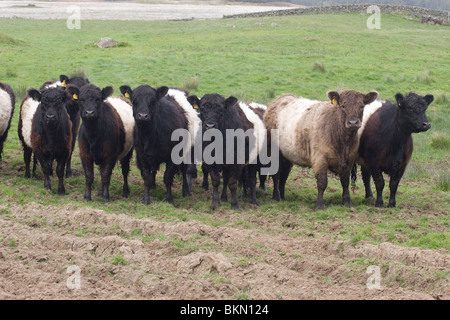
[356,92,433,207]
[59,74,90,177]
[120,84,198,205]
[187,94,267,210]
[26,87,73,194]
[68,84,134,202]
[0,82,15,161]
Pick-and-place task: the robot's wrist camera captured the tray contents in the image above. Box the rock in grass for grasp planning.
[94,37,118,48]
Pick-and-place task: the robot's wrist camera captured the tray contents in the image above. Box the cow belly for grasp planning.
[107,97,135,160]
[21,97,39,148]
[0,89,13,136]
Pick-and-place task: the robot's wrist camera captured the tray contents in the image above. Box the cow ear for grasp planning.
[156,86,169,100]
[327,91,340,105]
[364,91,378,105]
[120,85,132,99]
[395,93,405,108]
[28,89,41,102]
[66,85,80,101]
[224,96,238,109]
[101,86,114,100]
[424,94,434,106]
[187,95,200,109]
[59,75,69,88]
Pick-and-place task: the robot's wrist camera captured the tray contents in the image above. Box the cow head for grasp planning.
[187,93,238,132]
[60,74,90,89]
[120,85,168,123]
[67,84,113,121]
[395,92,433,133]
[28,87,71,128]
[327,90,378,130]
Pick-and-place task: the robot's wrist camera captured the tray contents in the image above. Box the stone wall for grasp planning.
[223,4,449,23]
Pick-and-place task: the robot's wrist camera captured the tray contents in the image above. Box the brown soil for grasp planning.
[0,202,448,300]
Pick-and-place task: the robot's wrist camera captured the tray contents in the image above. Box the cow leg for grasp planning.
[228,169,240,210]
[247,165,258,205]
[181,164,191,197]
[56,158,66,195]
[38,156,52,191]
[371,169,385,208]
[186,163,197,194]
[150,166,157,189]
[209,168,221,211]
[163,162,177,205]
[279,155,293,200]
[340,171,352,207]
[65,156,73,178]
[23,146,32,178]
[80,143,94,201]
[259,170,267,191]
[120,150,133,198]
[202,163,209,191]
[314,168,328,210]
[140,166,152,205]
[388,171,404,208]
[272,171,280,201]
[32,153,38,178]
[221,168,229,202]
[361,165,373,199]
[239,166,248,199]
[100,163,114,203]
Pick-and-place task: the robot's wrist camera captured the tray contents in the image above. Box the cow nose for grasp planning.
[46,114,55,121]
[423,122,431,130]
[206,123,215,130]
[84,110,94,118]
[138,113,149,121]
[348,120,360,127]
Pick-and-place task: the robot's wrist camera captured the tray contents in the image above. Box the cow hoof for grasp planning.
[210,202,219,211]
[375,202,384,208]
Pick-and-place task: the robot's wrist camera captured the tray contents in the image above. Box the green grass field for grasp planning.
[0,13,449,251]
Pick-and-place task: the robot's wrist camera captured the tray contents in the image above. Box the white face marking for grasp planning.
[106,97,135,160]
[0,88,14,136]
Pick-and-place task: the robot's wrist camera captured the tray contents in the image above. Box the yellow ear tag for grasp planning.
[33,97,39,101]
[125,92,130,98]
[193,104,198,109]
[73,93,78,100]
[332,98,337,105]
[61,80,67,88]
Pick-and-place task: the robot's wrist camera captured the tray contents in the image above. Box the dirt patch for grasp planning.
[0,202,448,299]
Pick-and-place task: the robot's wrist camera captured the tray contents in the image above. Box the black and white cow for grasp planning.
[24,87,74,194]
[120,84,201,205]
[355,92,433,207]
[68,84,135,202]
[187,93,267,210]
[0,82,15,161]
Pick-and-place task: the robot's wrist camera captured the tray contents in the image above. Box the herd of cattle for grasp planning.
[0,76,433,210]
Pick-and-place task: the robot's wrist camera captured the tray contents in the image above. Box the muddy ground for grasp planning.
[0,201,448,300]
[0,1,448,302]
